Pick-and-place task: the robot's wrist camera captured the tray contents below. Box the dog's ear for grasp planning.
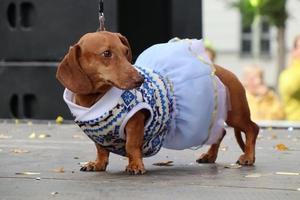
[115,33,132,63]
[56,44,93,94]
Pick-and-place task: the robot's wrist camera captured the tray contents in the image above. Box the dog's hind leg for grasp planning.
[196,129,226,163]
[233,121,259,166]
[226,115,259,165]
[80,143,110,171]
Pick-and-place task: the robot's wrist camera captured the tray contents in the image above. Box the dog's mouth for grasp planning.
[106,78,144,90]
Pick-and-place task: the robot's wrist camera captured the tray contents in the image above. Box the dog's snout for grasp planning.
[134,75,144,87]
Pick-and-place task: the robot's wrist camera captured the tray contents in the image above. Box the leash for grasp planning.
[98,0,105,31]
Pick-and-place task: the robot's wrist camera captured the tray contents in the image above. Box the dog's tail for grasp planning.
[234,128,245,152]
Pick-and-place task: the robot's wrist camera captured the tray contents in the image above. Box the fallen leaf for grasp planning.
[28,132,36,139]
[275,143,289,151]
[50,192,59,196]
[53,167,65,173]
[11,149,30,154]
[56,116,64,124]
[38,134,51,139]
[15,172,41,175]
[224,163,242,169]
[0,134,12,139]
[245,173,262,178]
[275,172,299,176]
[153,161,174,166]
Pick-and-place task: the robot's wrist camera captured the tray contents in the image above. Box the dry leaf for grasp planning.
[153,161,174,166]
[0,134,12,139]
[11,149,30,154]
[275,172,300,176]
[51,192,59,196]
[275,143,289,151]
[245,173,262,178]
[28,132,36,139]
[38,134,51,139]
[15,172,40,175]
[224,163,242,169]
[53,167,65,173]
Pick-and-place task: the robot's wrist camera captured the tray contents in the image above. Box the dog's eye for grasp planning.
[101,50,112,58]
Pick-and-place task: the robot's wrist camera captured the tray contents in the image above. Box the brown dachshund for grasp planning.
[57,31,259,175]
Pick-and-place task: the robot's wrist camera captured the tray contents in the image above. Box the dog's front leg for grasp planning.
[80,143,109,171]
[124,111,146,175]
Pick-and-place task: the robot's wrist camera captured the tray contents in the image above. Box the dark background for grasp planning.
[0,0,202,119]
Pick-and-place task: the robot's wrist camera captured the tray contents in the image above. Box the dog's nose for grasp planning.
[134,76,144,87]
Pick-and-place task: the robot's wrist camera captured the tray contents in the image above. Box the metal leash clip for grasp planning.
[99,0,105,31]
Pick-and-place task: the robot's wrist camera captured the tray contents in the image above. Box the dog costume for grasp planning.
[63,39,228,157]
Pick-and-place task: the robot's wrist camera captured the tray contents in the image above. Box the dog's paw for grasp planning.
[80,160,108,172]
[125,162,146,175]
[236,154,255,166]
[196,153,217,164]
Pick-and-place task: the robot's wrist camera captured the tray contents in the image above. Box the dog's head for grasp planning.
[56,31,144,94]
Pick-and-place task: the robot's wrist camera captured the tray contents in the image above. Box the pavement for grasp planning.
[0,119,300,200]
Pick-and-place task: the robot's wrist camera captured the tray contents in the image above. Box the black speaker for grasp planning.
[0,0,118,61]
[118,0,203,60]
[0,62,72,119]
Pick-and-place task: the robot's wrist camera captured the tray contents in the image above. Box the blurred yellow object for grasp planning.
[28,132,36,139]
[56,116,64,124]
[246,90,285,121]
[275,143,289,151]
[279,58,300,121]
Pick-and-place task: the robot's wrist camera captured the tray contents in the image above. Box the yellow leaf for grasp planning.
[275,143,289,151]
